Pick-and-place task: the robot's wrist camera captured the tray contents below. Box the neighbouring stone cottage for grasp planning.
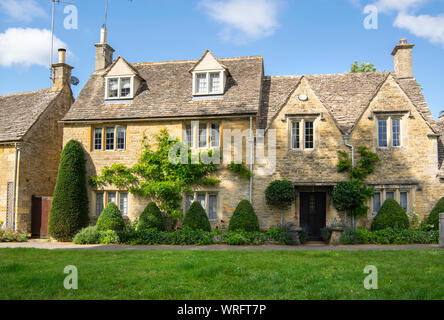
[0,50,74,235]
[61,30,443,240]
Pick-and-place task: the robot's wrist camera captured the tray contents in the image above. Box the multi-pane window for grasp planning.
[105,77,134,99]
[392,118,401,147]
[194,71,224,95]
[291,121,300,149]
[94,128,103,151]
[105,127,115,150]
[210,123,220,148]
[94,126,127,151]
[196,73,208,94]
[119,193,129,216]
[386,191,395,200]
[95,193,104,217]
[290,119,315,150]
[305,121,314,149]
[209,73,220,93]
[116,126,126,150]
[373,192,381,214]
[378,119,387,147]
[185,192,218,221]
[95,191,129,217]
[199,123,208,148]
[184,124,194,148]
[400,191,408,212]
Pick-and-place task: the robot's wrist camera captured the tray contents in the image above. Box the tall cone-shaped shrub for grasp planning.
[48,140,89,241]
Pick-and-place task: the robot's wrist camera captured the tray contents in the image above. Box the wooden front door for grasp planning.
[300,192,326,241]
[31,197,52,238]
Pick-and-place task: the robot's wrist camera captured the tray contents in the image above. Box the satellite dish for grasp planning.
[298,95,308,101]
[71,76,80,86]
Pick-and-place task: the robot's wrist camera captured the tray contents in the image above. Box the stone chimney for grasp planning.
[52,48,73,90]
[95,27,115,71]
[391,39,415,79]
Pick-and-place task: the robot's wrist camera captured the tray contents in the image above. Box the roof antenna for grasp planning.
[101,0,109,57]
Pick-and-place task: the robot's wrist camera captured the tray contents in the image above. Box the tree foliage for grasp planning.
[229,200,260,232]
[333,146,380,218]
[265,180,295,209]
[48,140,89,241]
[371,198,410,231]
[138,202,166,231]
[182,201,211,232]
[350,61,377,73]
[424,197,444,230]
[89,129,219,224]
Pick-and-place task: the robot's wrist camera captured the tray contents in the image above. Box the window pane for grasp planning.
[196,73,207,94]
[120,78,131,97]
[116,127,126,150]
[184,124,194,148]
[291,121,300,149]
[108,79,118,98]
[105,127,115,150]
[209,73,220,93]
[210,123,220,147]
[196,194,206,211]
[107,192,117,205]
[95,193,104,217]
[185,194,194,213]
[94,128,102,150]
[119,193,128,216]
[392,118,400,147]
[373,192,381,214]
[208,194,218,220]
[386,191,395,200]
[305,121,314,149]
[378,119,387,147]
[400,192,408,212]
[199,123,207,148]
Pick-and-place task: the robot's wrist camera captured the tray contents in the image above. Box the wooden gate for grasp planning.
[31,196,52,238]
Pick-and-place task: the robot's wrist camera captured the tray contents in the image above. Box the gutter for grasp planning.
[343,134,355,167]
[13,143,21,231]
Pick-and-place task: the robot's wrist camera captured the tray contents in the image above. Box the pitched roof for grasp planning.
[0,88,61,143]
[62,55,264,122]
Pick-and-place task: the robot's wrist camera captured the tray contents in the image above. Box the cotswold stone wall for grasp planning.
[0,146,16,227]
[16,87,73,232]
[62,117,254,226]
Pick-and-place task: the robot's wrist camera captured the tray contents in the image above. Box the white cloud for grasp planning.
[395,12,444,46]
[200,0,280,44]
[0,0,47,23]
[372,0,427,13]
[0,28,67,68]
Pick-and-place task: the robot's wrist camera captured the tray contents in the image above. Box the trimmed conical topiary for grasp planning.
[48,140,89,241]
[371,198,410,231]
[182,201,211,231]
[96,203,126,232]
[229,200,259,232]
[138,202,166,231]
[424,197,444,230]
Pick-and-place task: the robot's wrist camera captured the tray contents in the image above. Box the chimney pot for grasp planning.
[52,49,73,90]
[399,38,408,45]
[58,48,66,64]
[100,27,107,44]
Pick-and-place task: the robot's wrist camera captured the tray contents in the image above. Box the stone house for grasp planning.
[0,49,74,235]
[61,31,443,240]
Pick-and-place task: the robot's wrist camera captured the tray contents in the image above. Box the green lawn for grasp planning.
[0,248,443,300]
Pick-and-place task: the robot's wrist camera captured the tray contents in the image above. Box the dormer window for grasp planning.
[193,71,224,95]
[105,76,135,100]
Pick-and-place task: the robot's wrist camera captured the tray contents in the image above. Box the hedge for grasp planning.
[182,202,211,232]
[48,140,89,241]
[228,200,259,232]
[371,198,410,231]
[137,202,166,231]
[424,197,444,230]
[96,203,126,232]
[341,227,438,245]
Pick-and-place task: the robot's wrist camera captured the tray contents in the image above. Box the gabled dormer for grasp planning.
[190,50,228,96]
[103,56,142,100]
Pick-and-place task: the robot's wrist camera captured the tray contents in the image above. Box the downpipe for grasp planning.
[343,134,355,228]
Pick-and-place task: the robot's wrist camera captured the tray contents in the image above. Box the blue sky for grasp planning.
[0,0,443,117]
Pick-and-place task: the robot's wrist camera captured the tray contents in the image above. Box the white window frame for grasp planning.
[105,75,135,100]
[93,127,103,151]
[183,192,219,221]
[184,121,220,150]
[377,116,402,148]
[391,117,401,147]
[93,126,127,152]
[399,190,409,213]
[192,70,224,96]
[95,191,129,217]
[372,191,382,215]
[290,118,316,151]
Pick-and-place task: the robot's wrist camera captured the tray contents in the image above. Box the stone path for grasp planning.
[0,240,439,251]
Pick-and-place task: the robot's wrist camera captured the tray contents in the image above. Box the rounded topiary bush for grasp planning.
[371,198,410,231]
[96,203,126,232]
[229,200,259,232]
[265,180,295,208]
[182,202,211,232]
[138,202,166,231]
[48,140,89,241]
[424,197,444,230]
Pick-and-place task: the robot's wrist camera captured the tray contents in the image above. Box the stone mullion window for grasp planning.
[290,118,316,150]
[92,126,127,152]
[183,121,220,150]
[95,191,129,217]
[183,191,219,221]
